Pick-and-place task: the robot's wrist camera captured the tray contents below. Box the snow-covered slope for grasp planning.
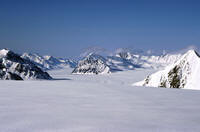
[133,50,200,90]
[0,49,52,80]
[72,53,111,74]
[22,53,76,70]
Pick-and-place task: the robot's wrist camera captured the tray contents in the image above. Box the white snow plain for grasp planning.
[0,67,200,132]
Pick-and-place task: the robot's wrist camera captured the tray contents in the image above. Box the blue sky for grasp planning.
[0,0,199,58]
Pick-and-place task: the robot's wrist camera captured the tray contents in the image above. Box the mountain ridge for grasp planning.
[0,49,52,80]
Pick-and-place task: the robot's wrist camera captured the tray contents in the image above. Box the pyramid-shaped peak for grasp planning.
[72,53,110,74]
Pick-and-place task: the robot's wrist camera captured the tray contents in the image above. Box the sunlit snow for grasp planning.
[0,67,200,131]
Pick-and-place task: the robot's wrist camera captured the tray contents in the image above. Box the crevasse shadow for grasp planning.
[51,78,71,80]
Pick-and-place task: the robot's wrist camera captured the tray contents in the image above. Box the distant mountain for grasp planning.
[133,53,183,69]
[107,52,140,71]
[133,50,200,90]
[21,53,76,70]
[107,51,182,70]
[72,53,111,74]
[0,49,52,80]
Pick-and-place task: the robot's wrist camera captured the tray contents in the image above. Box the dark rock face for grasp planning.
[167,66,181,88]
[0,49,52,80]
[0,70,23,80]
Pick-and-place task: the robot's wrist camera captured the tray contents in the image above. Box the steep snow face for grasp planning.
[0,49,52,80]
[22,53,76,70]
[133,50,200,90]
[72,53,111,74]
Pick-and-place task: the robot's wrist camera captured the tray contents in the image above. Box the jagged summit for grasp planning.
[133,50,200,90]
[0,49,52,80]
[72,53,111,74]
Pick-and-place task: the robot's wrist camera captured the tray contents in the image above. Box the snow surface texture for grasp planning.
[0,49,52,80]
[134,50,200,90]
[72,53,111,74]
[0,67,200,132]
[21,53,76,70]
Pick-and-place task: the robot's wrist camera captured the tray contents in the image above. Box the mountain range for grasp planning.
[1,48,197,86]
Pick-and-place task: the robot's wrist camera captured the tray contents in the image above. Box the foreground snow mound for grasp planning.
[133,50,200,90]
[22,53,76,70]
[0,49,52,80]
[72,53,111,74]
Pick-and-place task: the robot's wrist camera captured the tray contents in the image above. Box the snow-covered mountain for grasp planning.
[0,49,52,80]
[21,53,76,70]
[72,53,111,74]
[107,51,182,70]
[133,50,200,90]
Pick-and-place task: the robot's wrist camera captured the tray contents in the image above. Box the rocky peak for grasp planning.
[72,53,111,74]
[0,49,52,80]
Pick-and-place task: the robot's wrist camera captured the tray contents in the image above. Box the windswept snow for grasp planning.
[0,67,200,131]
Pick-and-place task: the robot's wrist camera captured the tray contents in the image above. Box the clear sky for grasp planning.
[0,0,199,58]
